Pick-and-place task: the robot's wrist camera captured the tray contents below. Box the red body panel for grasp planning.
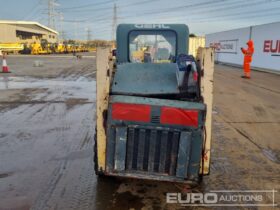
[160,107,198,127]
[112,103,151,122]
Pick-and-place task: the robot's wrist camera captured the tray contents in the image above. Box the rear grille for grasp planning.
[151,116,160,124]
[125,127,180,175]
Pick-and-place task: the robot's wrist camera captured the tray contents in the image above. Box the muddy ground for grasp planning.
[0,54,279,210]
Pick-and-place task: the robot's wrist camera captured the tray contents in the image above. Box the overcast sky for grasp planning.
[1,0,280,40]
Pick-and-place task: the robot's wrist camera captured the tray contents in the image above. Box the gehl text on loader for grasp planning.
[94,24,214,186]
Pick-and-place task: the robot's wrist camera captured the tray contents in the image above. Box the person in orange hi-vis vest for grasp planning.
[241,40,254,79]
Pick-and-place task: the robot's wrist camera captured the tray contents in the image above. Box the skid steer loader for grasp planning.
[95,24,214,185]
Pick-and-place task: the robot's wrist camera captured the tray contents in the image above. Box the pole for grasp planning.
[86,28,92,43]
[48,0,51,27]
[111,3,117,41]
[47,0,58,29]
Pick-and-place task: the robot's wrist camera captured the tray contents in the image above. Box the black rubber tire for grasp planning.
[198,174,204,184]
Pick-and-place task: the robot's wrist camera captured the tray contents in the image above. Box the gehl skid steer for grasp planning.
[95,24,214,185]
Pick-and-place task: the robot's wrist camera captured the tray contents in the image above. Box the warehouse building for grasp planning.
[206,22,280,72]
[0,20,58,44]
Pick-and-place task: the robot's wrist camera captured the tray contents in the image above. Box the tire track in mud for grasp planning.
[0,56,99,210]
[64,106,96,210]
[59,63,96,80]
[65,158,96,210]
[217,115,280,164]
[31,83,69,209]
[209,120,280,206]
[30,87,70,209]
[0,104,40,130]
[200,110,280,208]
[3,86,95,209]
[31,104,96,210]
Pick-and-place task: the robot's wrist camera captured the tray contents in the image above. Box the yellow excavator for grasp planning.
[54,43,66,54]
[31,39,52,55]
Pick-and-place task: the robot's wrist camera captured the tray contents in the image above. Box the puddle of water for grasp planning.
[0,76,96,102]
